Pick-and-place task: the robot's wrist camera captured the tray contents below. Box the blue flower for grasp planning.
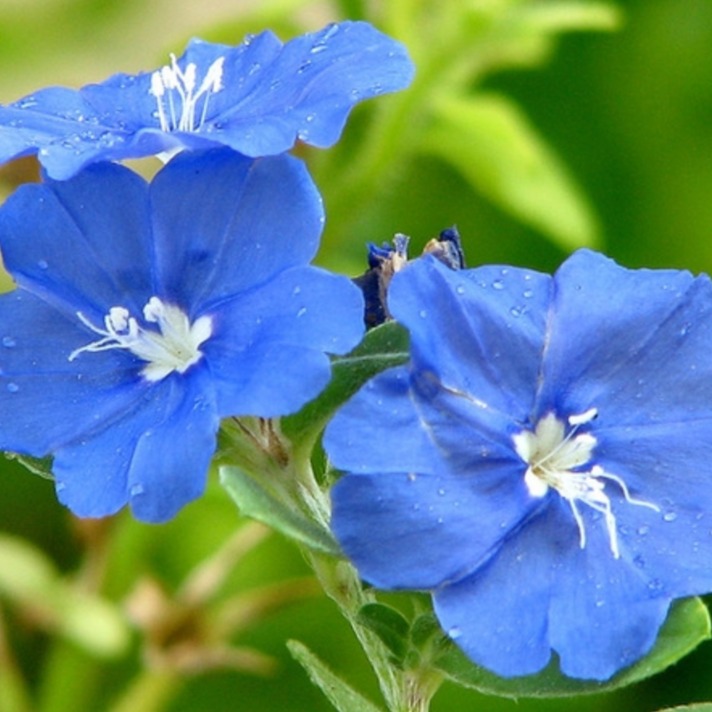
[324,250,712,681]
[0,147,364,522]
[0,21,414,180]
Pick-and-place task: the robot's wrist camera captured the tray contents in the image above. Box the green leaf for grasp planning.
[282,321,410,452]
[435,597,710,698]
[5,451,54,480]
[287,639,384,712]
[219,465,340,556]
[424,93,600,251]
[357,603,411,661]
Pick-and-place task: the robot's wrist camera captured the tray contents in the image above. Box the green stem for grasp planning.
[295,462,442,712]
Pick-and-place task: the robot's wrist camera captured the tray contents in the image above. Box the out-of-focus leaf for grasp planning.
[287,639,384,712]
[424,92,599,251]
[511,2,622,34]
[435,597,710,698]
[0,534,129,657]
[219,465,340,556]
[282,321,409,453]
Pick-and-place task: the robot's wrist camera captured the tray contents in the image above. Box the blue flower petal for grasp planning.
[595,425,712,597]
[538,249,712,420]
[205,263,363,416]
[547,511,671,680]
[389,256,550,423]
[148,149,324,309]
[433,508,560,677]
[331,463,541,590]
[53,370,219,521]
[0,290,145,454]
[0,22,414,179]
[324,367,446,475]
[0,161,153,319]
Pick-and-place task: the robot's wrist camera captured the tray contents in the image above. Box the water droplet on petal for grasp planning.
[293,285,302,295]
[437,488,446,496]
[419,310,428,319]
[297,307,307,317]
[2,336,16,348]
[37,259,48,270]
[637,525,649,535]
[6,382,19,393]
[523,289,534,298]
[448,626,462,640]
[663,511,678,522]
[647,578,663,592]
[130,483,145,496]
[492,280,504,290]
[455,285,465,295]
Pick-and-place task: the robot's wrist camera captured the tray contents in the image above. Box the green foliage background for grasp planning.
[2,0,712,710]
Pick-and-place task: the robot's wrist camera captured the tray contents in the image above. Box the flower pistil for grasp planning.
[69,297,212,382]
[514,410,659,558]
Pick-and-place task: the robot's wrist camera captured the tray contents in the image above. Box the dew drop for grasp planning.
[448,626,462,640]
[509,306,522,318]
[595,599,605,608]
[663,511,678,522]
[647,578,663,592]
[297,307,307,318]
[491,279,504,290]
[437,488,446,496]
[6,382,19,393]
[130,483,145,496]
[292,285,302,296]
[37,259,48,270]
[455,285,465,295]
[523,289,534,298]
[418,309,428,319]
[2,336,16,348]
[637,525,650,536]
[407,473,417,482]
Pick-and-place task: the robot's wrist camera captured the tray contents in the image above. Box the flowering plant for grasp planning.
[1,4,712,712]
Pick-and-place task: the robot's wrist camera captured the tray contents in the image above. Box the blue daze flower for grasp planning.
[324,250,712,680]
[0,147,364,522]
[0,21,414,180]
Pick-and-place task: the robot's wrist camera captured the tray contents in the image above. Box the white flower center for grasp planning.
[513,409,659,558]
[69,297,212,382]
[149,54,225,133]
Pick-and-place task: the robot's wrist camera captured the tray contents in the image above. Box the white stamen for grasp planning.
[149,54,225,133]
[514,411,660,559]
[69,298,212,382]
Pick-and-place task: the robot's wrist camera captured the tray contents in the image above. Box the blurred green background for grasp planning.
[2,0,712,710]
